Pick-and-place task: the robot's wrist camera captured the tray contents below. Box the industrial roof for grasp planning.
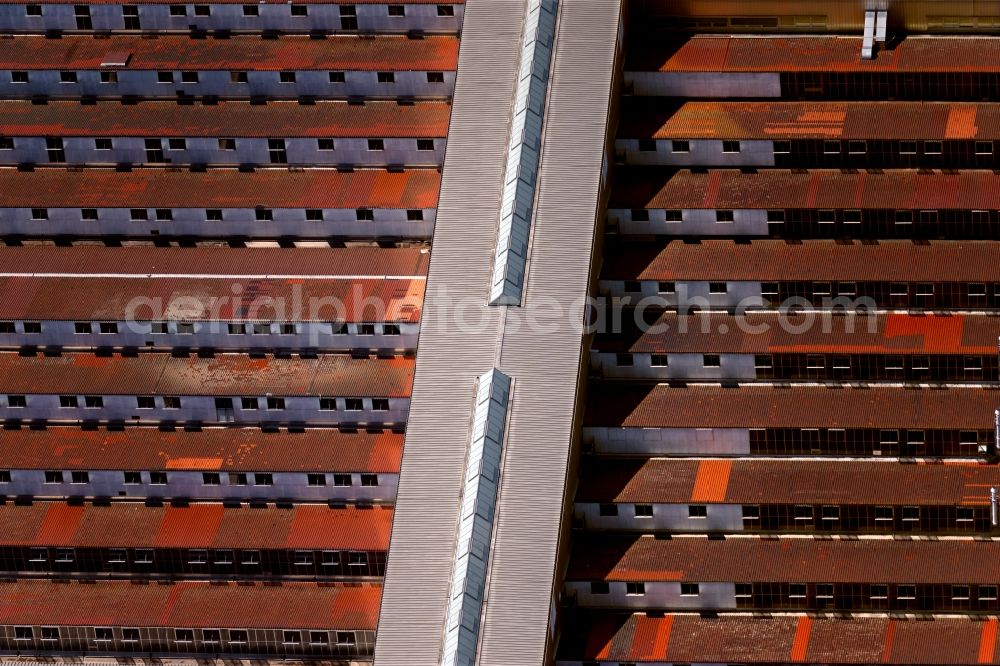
[0,34,458,71]
[601,240,1000,282]
[560,612,1000,664]
[0,167,441,209]
[610,168,1000,211]
[0,245,429,277]
[0,100,450,137]
[596,312,1000,354]
[0,275,424,323]
[621,100,1000,141]
[630,35,1000,74]
[568,534,1000,583]
[0,427,403,472]
[0,501,392,550]
[0,352,414,397]
[0,0,460,3]
[0,579,380,629]
[576,458,1000,506]
[584,383,1000,429]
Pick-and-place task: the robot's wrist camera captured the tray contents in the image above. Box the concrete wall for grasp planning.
[625,71,781,98]
[575,502,744,531]
[0,3,465,33]
[583,426,752,456]
[0,468,397,501]
[616,138,776,167]
[566,580,736,610]
[0,136,446,168]
[0,393,409,425]
[598,279,766,309]
[593,351,757,380]
[609,207,769,236]
[0,321,419,352]
[0,69,455,100]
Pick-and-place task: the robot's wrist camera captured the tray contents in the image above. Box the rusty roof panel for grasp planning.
[0,502,394,550]
[585,383,999,429]
[611,168,1000,211]
[0,579,380,629]
[567,535,1000,583]
[620,100,1000,141]
[560,613,1000,664]
[0,427,402,472]
[0,35,458,71]
[0,167,441,209]
[597,312,999,354]
[577,458,1000,506]
[632,36,1000,74]
[601,239,1000,282]
[0,100,450,137]
[0,246,430,277]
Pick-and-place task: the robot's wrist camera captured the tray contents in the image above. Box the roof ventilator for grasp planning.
[488,0,558,306]
[441,369,512,666]
[861,9,887,59]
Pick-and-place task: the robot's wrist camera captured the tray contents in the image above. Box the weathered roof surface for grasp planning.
[630,35,1000,74]
[0,352,414,396]
[601,240,1000,281]
[0,0,459,3]
[620,99,1000,141]
[0,100,450,137]
[0,579,380,629]
[0,275,424,323]
[0,245,430,277]
[560,612,1000,664]
[577,458,1000,505]
[0,501,392,550]
[0,167,441,208]
[0,427,403,472]
[0,34,458,71]
[597,312,1000,354]
[584,383,999,429]
[567,534,1000,583]
[611,168,1000,211]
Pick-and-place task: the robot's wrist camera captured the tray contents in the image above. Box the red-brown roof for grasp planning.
[0,427,403,472]
[584,383,999,429]
[0,245,430,277]
[0,275,425,322]
[601,240,1000,281]
[611,168,1000,211]
[577,458,1000,506]
[631,35,1000,74]
[0,34,458,71]
[0,579,380,629]
[0,0,459,4]
[0,167,441,208]
[621,99,1000,141]
[567,534,1000,583]
[597,312,1000,354]
[0,100,450,137]
[0,502,392,550]
[561,613,1000,664]
[0,352,414,397]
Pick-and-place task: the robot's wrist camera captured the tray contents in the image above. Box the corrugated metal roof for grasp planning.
[0,0,460,4]
[585,383,1000,429]
[0,426,402,472]
[601,239,1000,281]
[631,35,1000,74]
[567,534,1000,583]
[621,99,1000,141]
[0,100,450,137]
[559,612,999,664]
[0,352,414,396]
[0,34,458,71]
[0,501,392,550]
[611,168,1000,211]
[577,458,1000,506]
[0,275,424,322]
[0,167,441,209]
[596,312,1000,354]
[0,580,381,629]
[0,245,430,277]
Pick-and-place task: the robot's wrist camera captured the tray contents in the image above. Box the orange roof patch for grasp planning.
[690,459,731,502]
